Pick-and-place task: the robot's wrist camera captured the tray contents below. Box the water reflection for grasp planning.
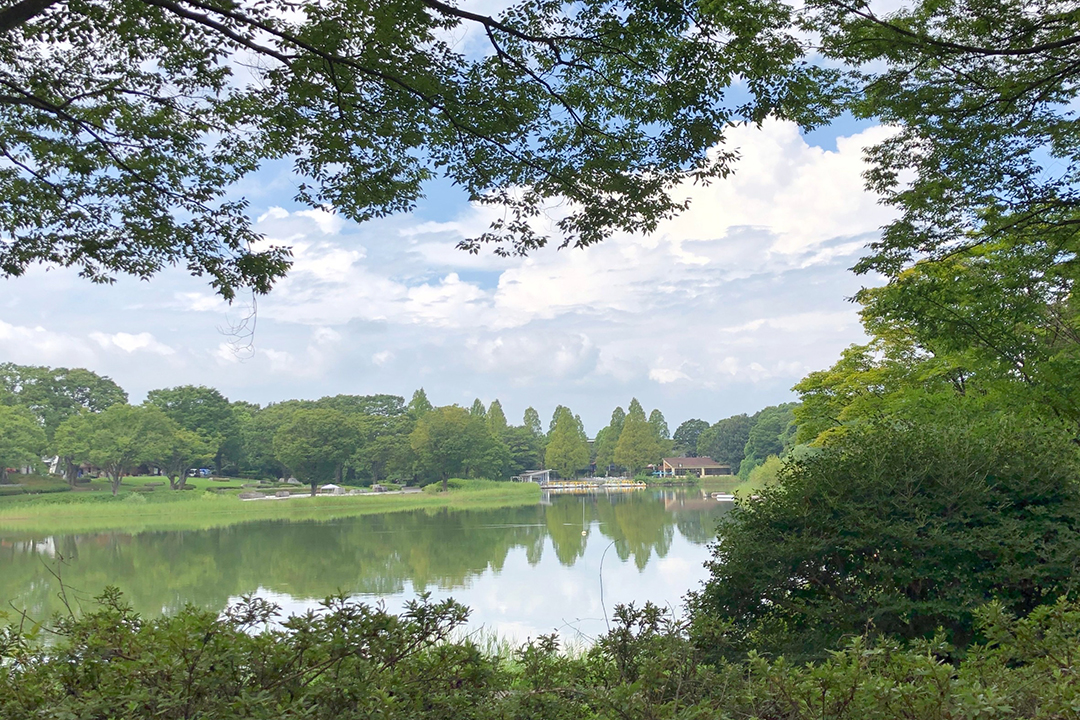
[0,490,731,639]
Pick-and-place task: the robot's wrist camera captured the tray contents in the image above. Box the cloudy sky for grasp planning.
[1,116,894,433]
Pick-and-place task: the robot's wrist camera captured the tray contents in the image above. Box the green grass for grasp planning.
[0,479,541,535]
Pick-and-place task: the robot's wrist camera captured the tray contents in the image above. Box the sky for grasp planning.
[1,115,895,434]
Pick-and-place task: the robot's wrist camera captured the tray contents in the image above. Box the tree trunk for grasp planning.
[110,469,122,496]
[441,474,448,492]
[310,481,316,497]
[64,457,78,487]
[0,466,7,485]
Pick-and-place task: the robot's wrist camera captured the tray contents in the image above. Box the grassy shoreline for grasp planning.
[0,479,541,535]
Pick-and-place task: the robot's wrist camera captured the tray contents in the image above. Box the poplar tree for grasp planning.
[407,389,433,418]
[486,400,508,436]
[522,407,543,438]
[615,399,660,475]
[544,408,589,479]
[594,406,626,475]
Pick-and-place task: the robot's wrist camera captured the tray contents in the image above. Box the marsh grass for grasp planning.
[0,479,540,535]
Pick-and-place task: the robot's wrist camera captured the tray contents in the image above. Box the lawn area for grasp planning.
[0,478,541,534]
[0,473,248,497]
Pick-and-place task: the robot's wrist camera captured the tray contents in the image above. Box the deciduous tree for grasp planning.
[146,385,239,473]
[672,418,709,456]
[273,408,361,496]
[410,406,479,491]
[0,404,45,483]
[690,403,1080,661]
[75,404,176,496]
[697,414,752,473]
[0,363,126,439]
[0,0,829,296]
[594,406,626,474]
[522,407,543,439]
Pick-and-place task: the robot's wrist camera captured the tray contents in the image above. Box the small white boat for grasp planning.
[712,493,736,502]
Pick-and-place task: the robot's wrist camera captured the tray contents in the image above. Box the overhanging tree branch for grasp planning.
[0,0,63,34]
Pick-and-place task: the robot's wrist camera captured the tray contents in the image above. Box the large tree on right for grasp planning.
[704,0,1080,428]
[689,401,1080,661]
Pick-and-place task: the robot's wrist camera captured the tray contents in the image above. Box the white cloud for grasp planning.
[0,119,892,429]
[466,332,599,381]
[0,320,74,363]
[649,367,691,384]
[89,331,175,356]
[175,292,225,313]
[296,206,344,235]
[257,206,290,222]
[312,327,341,345]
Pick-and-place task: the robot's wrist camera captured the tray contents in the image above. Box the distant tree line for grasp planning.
[0,363,796,493]
[670,403,797,478]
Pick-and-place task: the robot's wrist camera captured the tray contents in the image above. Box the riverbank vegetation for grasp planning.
[0,479,540,535]
[6,591,1080,720]
[2,363,798,497]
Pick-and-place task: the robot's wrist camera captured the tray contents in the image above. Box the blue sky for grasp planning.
[2,109,893,434]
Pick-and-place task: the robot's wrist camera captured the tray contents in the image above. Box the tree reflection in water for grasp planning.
[0,490,731,622]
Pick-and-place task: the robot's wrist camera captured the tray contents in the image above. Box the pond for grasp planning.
[0,488,732,643]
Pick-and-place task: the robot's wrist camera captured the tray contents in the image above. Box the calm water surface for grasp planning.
[0,488,732,642]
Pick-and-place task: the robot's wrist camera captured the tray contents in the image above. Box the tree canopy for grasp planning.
[411,406,490,491]
[690,403,1080,661]
[614,399,660,474]
[0,0,832,297]
[146,385,239,471]
[672,418,708,456]
[0,404,45,483]
[56,404,176,495]
[273,408,361,496]
[0,363,126,439]
[544,407,589,479]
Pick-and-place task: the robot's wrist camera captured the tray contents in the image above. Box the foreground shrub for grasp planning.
[688,405,1080,661]
[0,589,497,720]
[8,596,1080,719]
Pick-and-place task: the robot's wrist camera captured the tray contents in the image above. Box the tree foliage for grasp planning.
[0,363,126,439]
[14,588,1080,720]
[408,388,434,418]
[697,414,752,473]
[56,404,176,495]
[0,404,45,483]
[522,407,543,438]
[274,408,361,496]
[690,402,1080,661]
[740,403,796,476]
[0,0,835,296]
[672,418,709,456]
[145,385,239,471]
[615,399,660,475]
[410,406,503,491]
[544,407,589,479]
[469,399,487,419]
[485,400,507,436]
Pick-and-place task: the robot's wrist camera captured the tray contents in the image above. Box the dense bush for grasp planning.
[7,593,1080,719]
[689,405,1080,661]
